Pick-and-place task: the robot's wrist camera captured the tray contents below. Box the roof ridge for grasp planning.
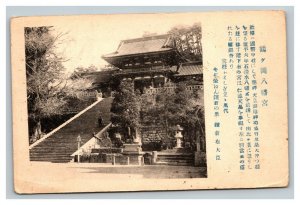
[181,61,203,66]
[121,34,170,44]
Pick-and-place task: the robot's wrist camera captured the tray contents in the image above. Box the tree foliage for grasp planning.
[168,23,202,62]
[74,64,99,73]
[25,27,67,120]
[110,81,141,140]
[140,81,205,146]
[25,27,92,140]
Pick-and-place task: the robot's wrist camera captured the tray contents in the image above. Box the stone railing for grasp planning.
[144,84,203,95]
[186,84,204,91]
[114,65,170,75]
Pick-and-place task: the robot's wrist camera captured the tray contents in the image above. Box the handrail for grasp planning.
[29,98,104,149]
[94,122,112,139]
[71,122,112,156]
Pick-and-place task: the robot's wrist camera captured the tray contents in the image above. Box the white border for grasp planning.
[4,0,296,6]
[2,0,298,204]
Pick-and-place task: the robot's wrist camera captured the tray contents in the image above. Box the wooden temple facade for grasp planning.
[80,34,203,95]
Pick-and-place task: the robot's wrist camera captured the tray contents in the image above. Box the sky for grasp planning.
[49,13,202,73]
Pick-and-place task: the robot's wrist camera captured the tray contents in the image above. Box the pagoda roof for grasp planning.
[102,34,174,59]
[76,69,116,84]
[171,62,203,76]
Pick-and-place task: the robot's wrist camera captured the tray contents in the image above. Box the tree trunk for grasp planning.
[165,118,169,137]
[33,120,42,141]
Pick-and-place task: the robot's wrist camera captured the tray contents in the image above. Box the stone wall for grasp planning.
[83,153,142,165]
[141,126,175,150]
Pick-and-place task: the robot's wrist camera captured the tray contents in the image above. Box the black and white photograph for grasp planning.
[25,17,207,179]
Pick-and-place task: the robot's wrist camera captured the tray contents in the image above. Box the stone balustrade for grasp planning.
[144,84,203,95]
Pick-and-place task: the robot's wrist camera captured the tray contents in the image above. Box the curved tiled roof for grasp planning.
[172,63,203,76]
[103,34,174,58]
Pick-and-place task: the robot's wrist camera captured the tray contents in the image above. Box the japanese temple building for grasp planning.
[81,34,204,95]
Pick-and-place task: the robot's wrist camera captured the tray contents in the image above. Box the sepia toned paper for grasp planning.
[11,10,288,193]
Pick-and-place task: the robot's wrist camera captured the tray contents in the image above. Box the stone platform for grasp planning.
[121,143,144,165]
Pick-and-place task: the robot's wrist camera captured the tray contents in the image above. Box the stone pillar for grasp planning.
[152,151,158,163]
[137,156,142,165]
[141,156,144,166]
[194,134,201,167]
[96,90,102,100]
[196,132,201,152]
[175,125,183,148]
[127,156,130,165]
[112,154,116,165]
[133,128,141,144]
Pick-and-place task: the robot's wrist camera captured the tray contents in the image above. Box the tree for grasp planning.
[168,23,202,62]
[74,64,99,73]
[110,80,141,141]
[140,81,205,149]
[25,27,92,143]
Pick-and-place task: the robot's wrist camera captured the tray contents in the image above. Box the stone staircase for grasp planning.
[155,149,194,166]
[29,97,113,163]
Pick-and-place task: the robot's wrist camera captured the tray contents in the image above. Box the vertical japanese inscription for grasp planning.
[213,67,221,161]
[222,24,262,170]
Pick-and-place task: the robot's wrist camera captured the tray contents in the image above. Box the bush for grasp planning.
[142,141,163,151]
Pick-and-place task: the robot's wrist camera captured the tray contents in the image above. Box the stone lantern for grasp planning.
[175,125,184,148]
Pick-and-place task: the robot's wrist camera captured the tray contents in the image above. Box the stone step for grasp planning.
[31,144,79,148]
[157,154,194,157]
[157,155,193,159]
[29,98,113,163]
[30,147,77,151]
[30,153,73,157]
[31,159,72,163]
[157,152,193,156]
[157,158,193,163]
[30,156,72,159]
[155,151,194,166]
[157,158,194,162]
[30,153,72,156]
[30,150,74,153]
[154,161,193,166]
[30,158,73,161]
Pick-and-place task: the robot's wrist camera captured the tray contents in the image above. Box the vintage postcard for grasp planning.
[10,10,288,193]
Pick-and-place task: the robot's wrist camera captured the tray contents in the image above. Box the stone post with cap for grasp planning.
[175,125,184,148]
[77,134,81,163]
